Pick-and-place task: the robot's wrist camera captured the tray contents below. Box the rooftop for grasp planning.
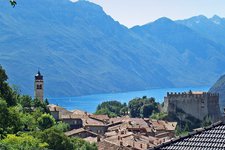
[151,121,225,150]
[48,104,72,115]
[35,71,43,80]
[65,128,98,137]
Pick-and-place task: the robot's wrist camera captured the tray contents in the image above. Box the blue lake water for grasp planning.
[48,86,210,113]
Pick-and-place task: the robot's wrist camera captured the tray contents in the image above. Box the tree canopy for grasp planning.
[95,96,160,118]
[95,101,128,117]
[128,96,160,118]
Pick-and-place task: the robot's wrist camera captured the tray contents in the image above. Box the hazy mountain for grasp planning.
[131,17,225,87]
[177,15,225,47]
[0,0,173,97]
[209,75,225,110]
[0,0,225,97]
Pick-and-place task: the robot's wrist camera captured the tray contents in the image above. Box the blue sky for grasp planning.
[72,0,225,28]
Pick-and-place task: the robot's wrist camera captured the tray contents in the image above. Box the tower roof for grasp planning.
[35,70,43,80]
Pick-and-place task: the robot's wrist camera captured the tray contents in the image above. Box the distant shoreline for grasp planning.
[48,86,210,113]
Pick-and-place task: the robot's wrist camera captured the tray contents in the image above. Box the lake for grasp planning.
[48,86,210,113]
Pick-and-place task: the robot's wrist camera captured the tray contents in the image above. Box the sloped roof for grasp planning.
[98,140,132,150]
[104,133,161,150]
[48,104,72,115]
[65,128,98,137]
[109,117,150,129]
[90,114,109,121]
[82,117,106,126]
[72,110,91,115]
[151,120,177,131]
[60,114,83,119]
[151,121,225,150]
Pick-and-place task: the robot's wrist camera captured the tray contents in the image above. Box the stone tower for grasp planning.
[34,71,44,101]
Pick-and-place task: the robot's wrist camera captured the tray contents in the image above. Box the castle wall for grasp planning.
[164,92,221,122]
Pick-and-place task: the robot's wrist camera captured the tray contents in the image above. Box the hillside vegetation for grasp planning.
[95,96,160,118]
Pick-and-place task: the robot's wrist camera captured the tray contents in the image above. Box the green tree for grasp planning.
[7,106,23,133]
[38,128,73,150]
[37,114,56,130]
[0,66,17,106]
[19,95,32,112]
[202,116,212,127]
[21,113,37,131]
[120,106,128,116]
[0,134,48,150]
[129,96,159,118]
[33,98,50,113]
[0,128,7,140]
[140,104,154,118]
[0,65,8,83]
[150,112,168,120]
[52,122,70,132]
[71,137,98,150]
[0,99,23,134]
[95,101,127,117]
[0,99,9,132]
[44,98,49,105]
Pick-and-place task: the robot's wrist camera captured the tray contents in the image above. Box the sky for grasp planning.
[71,0,225,28]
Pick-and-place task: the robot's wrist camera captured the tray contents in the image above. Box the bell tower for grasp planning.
[34,70,44,101]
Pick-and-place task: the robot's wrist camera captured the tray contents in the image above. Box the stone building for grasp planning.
[163,91,221,122]
[34,71,44,101]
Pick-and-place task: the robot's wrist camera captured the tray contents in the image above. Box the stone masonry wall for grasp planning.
[164,92,221,122]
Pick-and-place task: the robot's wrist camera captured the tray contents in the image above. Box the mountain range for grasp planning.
[0,0,225,99]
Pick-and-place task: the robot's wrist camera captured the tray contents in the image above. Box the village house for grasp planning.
[48,104,178,150]
[65,128,100,143]
[48,104,108,134]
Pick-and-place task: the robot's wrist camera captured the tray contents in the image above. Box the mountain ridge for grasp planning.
[0,0,225,97]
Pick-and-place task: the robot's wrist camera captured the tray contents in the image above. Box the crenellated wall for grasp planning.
[163,91,221,122]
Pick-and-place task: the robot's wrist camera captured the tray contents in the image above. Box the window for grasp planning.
[37,84,42,89]
[201,99,204,103]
